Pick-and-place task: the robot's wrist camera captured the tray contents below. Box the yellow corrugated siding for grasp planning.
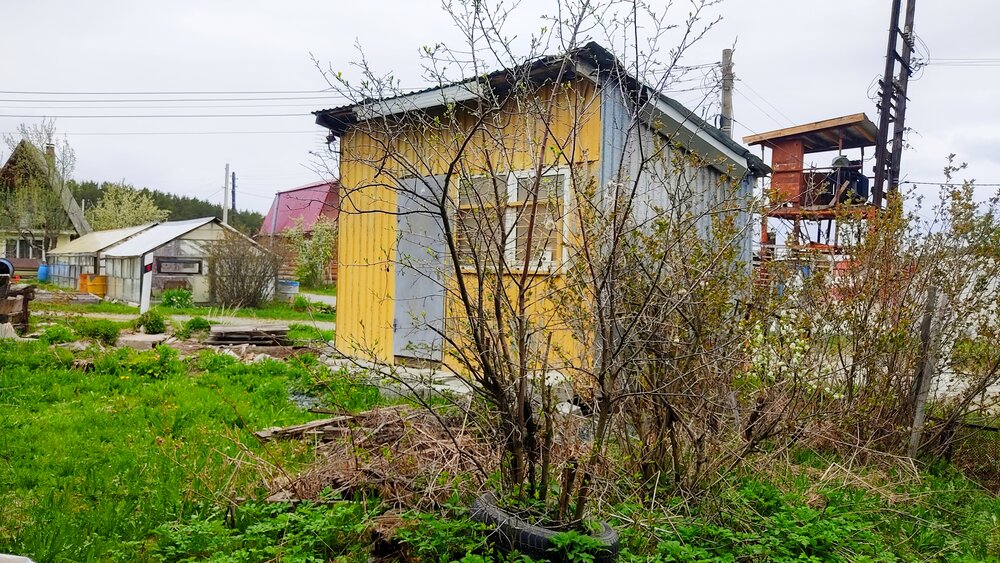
[335,80,602,364]
[336,129,398,361]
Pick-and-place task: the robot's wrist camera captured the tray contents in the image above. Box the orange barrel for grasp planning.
[79,273,89,293]
[87,275,107,297]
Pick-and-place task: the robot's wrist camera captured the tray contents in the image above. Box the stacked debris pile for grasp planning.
[256,405,489,508]
[207,324,290,346]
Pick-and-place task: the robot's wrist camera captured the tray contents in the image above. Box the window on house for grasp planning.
[456,175,508,267]
[455,170,566,271]
[157,258,201,275]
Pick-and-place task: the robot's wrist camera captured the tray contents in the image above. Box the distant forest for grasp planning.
[69,180,265,234]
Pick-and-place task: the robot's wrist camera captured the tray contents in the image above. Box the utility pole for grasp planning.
[231,171,237,213]
[720,48,734,139]
[873,0,917,208]
[222,163,230,225]
[909,286,945,458]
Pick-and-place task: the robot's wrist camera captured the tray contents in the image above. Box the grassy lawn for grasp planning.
[2,331,997,561]
[32,300,336,323]
[0,340,372,562]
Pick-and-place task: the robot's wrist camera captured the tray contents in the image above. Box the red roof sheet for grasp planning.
[259,180,339,235]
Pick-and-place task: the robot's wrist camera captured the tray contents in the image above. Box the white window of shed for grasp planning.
[157,259,201,275]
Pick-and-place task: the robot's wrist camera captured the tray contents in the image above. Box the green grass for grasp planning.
[126,454,1000,562]
[0,341,375,562]
[33,301,140,315]
[163,302,336,323]
[287,322,335,345]
[32,300,336,323]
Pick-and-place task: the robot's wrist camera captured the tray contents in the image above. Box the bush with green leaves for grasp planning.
[40,324,75,344]
[292,294,310,312]
[160,288,194,308]
[73,318,121,345]
[175,316,212,339]
[286,216,337,289]
[152,501,376,561]
[133,310,166,335]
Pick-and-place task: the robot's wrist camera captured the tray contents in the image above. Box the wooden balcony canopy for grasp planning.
[744,113,878,153]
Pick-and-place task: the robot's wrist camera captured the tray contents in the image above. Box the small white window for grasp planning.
[456,169,568,272]
[157,258,201,275]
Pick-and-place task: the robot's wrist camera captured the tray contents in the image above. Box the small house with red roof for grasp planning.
[260,180,340,282]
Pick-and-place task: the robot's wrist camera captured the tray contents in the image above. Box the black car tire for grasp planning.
[469,492,619,562]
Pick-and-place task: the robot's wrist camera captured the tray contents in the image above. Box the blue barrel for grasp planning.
[276,279,300,303]
[37,263,49,282]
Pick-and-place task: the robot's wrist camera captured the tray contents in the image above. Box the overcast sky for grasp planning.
[2,0,998,214]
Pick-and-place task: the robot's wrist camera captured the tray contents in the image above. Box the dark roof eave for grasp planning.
[312,41,771,176]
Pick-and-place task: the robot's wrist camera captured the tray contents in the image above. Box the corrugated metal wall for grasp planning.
[50,254,95,289]
[599,77,755,266]
[336,80,602,363]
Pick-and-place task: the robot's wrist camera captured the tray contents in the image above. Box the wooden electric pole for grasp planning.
[222,163,230,225]
[721,48,734,138]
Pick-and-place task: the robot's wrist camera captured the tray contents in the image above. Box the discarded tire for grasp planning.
[469,492,620,562]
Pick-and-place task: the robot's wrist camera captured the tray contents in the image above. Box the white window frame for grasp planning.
[458,167,572,274]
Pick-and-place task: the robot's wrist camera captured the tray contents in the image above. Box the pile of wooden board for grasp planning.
[207,324,290,346]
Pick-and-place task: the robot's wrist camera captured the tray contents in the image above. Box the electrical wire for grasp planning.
[0,130,321,136]
[0,95,348,103]
[733,88,788,129]
[907,181,1000,187]
[0,89,337,95]
[734,79,796,126]
[0,113,309,119]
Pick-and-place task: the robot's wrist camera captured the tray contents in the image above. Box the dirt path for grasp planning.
[40,311,336,332]
[301,291,337,308]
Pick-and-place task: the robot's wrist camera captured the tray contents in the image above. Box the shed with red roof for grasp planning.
[260,180,340,283]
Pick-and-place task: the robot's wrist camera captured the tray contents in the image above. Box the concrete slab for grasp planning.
[0,323,17,339]
[117,333,169,350]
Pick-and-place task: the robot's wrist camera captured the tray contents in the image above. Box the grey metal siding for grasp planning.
[599,78,754,268]
[393,177,447,361]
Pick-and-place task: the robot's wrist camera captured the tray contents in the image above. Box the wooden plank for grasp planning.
[254,416,352,441]
[744,113,874,146]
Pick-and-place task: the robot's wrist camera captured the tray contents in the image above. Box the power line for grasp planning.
[0,89,336,95]
[734,78,796,126]
[0,130,321,136]
[907,181,1000,188]
[0,95,348,103]
[0,113,309,119]
[0,103,331,110]
[733,88,787,129]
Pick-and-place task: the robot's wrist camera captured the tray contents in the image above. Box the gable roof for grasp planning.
[103,217,219,258]
[259,180,339,236]
[0,140,92,235]
[49,223,156,255]
[314,42,769,177]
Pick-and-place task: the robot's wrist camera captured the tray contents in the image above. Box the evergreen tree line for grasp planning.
[69,180,264,234]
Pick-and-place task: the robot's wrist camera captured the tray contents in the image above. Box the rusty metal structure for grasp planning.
[745,0,917,275]
[746,113,878,267]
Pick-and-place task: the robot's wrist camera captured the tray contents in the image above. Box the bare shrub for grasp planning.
[207,232,279,308]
